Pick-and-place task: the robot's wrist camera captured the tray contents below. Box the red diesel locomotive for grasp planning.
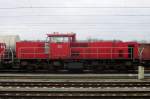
[0,32,149,72]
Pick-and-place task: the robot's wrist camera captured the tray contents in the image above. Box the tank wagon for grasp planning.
[0,35,20,51]
[0,32,149,72]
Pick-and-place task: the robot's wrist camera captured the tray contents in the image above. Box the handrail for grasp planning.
[138,47,144,62]
[18,47,48,59]
[71,47,133,48]
[18,46,134,59]
[71,47,134,59]
[0,48,14,62]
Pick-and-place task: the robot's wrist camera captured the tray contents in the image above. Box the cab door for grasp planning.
[50,42,70,59]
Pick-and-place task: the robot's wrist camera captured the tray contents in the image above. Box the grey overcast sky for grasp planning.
[0,0,149,41]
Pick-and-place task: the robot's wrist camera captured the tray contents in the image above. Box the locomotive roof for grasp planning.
[47,33,76,37]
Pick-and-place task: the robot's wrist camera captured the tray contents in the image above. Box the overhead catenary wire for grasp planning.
[0,15,150,17]
[1,7,150,9]
[0,23,150,26]
[0,1,149,34]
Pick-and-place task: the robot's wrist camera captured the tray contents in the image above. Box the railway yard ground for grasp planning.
[0,74,149,99]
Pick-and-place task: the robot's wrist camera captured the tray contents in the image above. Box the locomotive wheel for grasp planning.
[93,65,104,73]
[26,66,35,72]
[47,64,55,72]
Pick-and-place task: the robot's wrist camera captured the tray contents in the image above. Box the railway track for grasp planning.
[0,81,150,87]
[0,74,143,79]
[0,87,150,98]
[0,79,150,98]
[0,74,150,98]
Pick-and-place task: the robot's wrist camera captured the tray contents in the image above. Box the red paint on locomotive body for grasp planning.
[139,43,150,61]
[70,41,139,60]
[16,41,48,59]
[15,33,139,61]
[50,42,71,59]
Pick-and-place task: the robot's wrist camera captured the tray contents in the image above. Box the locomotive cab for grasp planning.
[47,32,76,43]
[47,32,76,60]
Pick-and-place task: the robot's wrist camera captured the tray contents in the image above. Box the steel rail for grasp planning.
[0,87,150,97]
[0,81,149,88]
